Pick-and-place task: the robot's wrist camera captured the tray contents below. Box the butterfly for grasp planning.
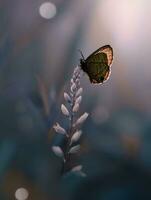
[80,45,113,84]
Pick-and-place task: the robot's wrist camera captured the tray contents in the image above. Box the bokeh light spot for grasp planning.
[39,2,57,19]
[15,188,29,200]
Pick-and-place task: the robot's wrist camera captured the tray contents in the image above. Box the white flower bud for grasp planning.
[52,146,64,161]
[75,96,82,104]
[71,83,76,92]
[53,123,66,134]
[75,71,80,78]
[78,73,81,79]
[64,92,71,103]
[75,78,80,86]
[76,88,83,97]
[72,74,76,81]
[61,104,69,116]
[71,78,74,84]
[69,145,80,154]
[71,165,82,172]
[74,66,80,74]
[75,112,89,126]
[70,130,82,145]
[71,165,86,177]
[72,103,79,112]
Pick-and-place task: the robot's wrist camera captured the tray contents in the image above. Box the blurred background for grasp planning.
[1,0,151,199]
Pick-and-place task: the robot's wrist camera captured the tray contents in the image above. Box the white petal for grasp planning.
[76,88,83,97]
[72,103,79,112]
[77,73,81,79]
[75,96,82,104]
[61,104,69,116]
[69,145,80,154]
[74,66,80,74]
[71,78,74,84]
[52,146,64,159]
[70,130,82,145]
[64,92,71,103]
[75,112,89,126]
[71,165,82,172]
[75,78,80,86]
[74,71,80,78]
[71,165,86,177]
[53,123,66,134]
[71,83,76,92]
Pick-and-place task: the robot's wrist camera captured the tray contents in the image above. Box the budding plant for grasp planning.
[52,66,88,177]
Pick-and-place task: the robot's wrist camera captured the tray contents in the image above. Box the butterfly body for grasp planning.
[80,45,113,84]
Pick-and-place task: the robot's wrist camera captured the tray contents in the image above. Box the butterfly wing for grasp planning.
[86,45,113,67]
[85,52,110,84]
[80,45,113,84]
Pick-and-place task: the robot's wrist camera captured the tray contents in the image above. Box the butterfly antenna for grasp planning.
[78,49,85,60]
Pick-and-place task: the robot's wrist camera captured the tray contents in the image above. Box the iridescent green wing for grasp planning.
[86,52,110,84]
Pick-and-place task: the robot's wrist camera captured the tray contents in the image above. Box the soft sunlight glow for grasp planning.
[86,0,146,50]
[15,188,29,200]
[100,0,143,46]
[39,2,56,19]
